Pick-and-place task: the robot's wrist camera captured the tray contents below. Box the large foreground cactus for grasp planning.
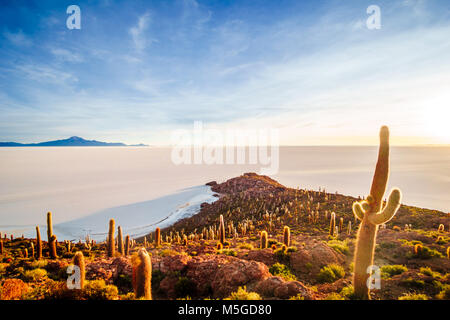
[352,126,402,299]
[133,248,152,299]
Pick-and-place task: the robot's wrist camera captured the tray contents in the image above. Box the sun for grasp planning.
[419,92,450,144]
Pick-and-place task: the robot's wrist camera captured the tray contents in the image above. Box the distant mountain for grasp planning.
[0,136,148,147]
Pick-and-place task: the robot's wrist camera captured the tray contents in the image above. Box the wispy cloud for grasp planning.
[3,29,32,46]
[129,12,157,52]
[51,48,84,63]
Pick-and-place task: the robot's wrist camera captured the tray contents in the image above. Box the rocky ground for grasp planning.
[0,173,449,300]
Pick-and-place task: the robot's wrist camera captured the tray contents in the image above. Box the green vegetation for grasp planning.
[398,293,429,300]
[269,263,297,281]
[225,286,261,300]
[380,265,408,278]
[317,264,345,283]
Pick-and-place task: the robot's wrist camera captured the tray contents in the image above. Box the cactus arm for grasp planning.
[368,188,402,225]
[369,126,390,210]
[352,202,365,221]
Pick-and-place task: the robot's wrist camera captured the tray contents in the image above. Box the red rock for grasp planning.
[252,276,314,299]
[160,254,191,274]
[211,257,271,298]
[290,242,345,275]
[244,249,276,266]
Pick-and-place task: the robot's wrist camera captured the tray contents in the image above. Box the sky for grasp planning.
[0,0,449,146]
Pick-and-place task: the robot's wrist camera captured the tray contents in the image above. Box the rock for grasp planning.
[160,254,191,274]
[206,181,217,186]
[186,255,230,296]
[211,257,271,298]
[111,257,132,278]
[184,255,271,298]
[252,276,313,299]
[244,249,276,266]
[290,242,345,275]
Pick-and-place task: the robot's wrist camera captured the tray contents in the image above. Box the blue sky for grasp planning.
[0,0,449,145]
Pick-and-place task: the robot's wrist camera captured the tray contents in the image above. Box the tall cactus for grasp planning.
[73,251,85,289]
[352,126,402,299]
[133,248,152,299]
[219,214,226,245]
[36,226,42,260]
[47,212,57,259]
[117,226,124,255]
[283,226,290,247]
[155,227,161,247]
[30,242,35,259]
[107,219,115,257]
[329,212,336,236]
[125,235,130,256]
[0,239,3,255]
[260,231,268,249]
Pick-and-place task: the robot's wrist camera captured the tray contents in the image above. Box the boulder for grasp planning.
[252,276,314,299]
[290,242,345,275]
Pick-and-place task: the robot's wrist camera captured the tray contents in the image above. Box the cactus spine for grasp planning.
[260,231,268,249]
[219,214,225,245]
[107,219,115,257]
[73,251,85,289]
[329,212,336,236]
[133,248,152,299]
[36,226,42,260]
[117,226,124,255]
[352,126,402,299]
[47,212,57,259]
[155,227,161,247]
[283,226,290,247]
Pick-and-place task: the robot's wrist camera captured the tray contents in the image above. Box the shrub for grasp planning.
[419,267,441,278]
[436,284,450,300]
[324,292,345,300]
[23,268,47,281]
[269,263,297,281]
[225,286,261,300]
[289,294,305,300]
[238,243,253,250]
[327,240,349,255]
[380,265,408,278]
[411,245,444,259]
[151,269,165,293]
[401,278,426,289]
[174,277,196,298]
[222,249,237,257]
[83,280,118,300]
[340,286,356,299]
[398,293,429,300]
[317,264,345,283]
[29,260,48,269]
